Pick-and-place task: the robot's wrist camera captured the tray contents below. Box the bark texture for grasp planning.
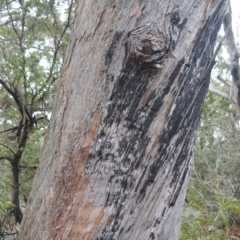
[19,0,227,239]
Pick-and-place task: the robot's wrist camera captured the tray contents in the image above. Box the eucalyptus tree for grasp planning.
[0,0,74,225]
[18,0,231,239]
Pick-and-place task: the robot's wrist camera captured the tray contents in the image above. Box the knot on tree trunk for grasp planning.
[126,23,170,68]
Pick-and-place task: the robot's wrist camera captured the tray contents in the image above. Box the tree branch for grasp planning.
[0,116,46,134]
[0,78,24,116]
[209,86,231,101]
[217,75,231,87]
[5,0,21,41]
[0,78,34,124]
[48,0,74,85]
[0,156,13,162]
[0,143,15,155]
[34,0,75,103]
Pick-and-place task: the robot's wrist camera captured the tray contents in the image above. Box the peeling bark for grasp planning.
[19,0,227,239]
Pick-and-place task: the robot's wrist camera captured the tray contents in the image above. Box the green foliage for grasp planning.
[0,0,74,230]
[181,31,240,239]
[0,202,12,211]
[182,182,240,239]
[181,81,240,239]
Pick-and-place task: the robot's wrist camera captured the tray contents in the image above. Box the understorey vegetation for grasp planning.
[181,5,240,237]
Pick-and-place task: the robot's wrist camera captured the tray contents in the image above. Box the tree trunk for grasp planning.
[18,0,227,239]
[223,0,240,111]
[11,157,22,223]
[11,125,30,224]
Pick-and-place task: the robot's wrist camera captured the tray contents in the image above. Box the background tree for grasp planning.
[18,0,228,239]
[0,0,74,234]
[181,2,240,238]
[181,89,240,239]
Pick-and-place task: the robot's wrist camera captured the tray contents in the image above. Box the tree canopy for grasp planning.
[0,0,74,236]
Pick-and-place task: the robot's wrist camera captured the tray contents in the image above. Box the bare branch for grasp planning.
[0,116,46,134]
[0,143,15,155]
[47,0,74,85]
[223,0,240,109]
[5,0,21,41]
[0,156,13,162]
[217,75,231,87]
[212,32,227,62]
[0,78,33,124]
[59,0,74,41]
[0,126,19,134]
[34,0,75,103]
[19,165,37,170]
[0,78,24,116]
[209,86,231,100]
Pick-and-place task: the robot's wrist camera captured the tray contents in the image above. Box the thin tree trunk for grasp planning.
[19,0,227,239]
[11,126,29,223]
[11,156,22,223]
[223,0,240,111]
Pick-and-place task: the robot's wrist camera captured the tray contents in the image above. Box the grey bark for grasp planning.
[18,0,227,239]
[209,86,230,101]
[223,0,240,110]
